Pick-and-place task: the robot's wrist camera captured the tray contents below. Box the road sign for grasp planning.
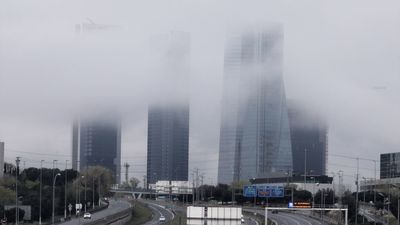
[75,203,82,210]
[244,185,284,198]
[243,185,257,197]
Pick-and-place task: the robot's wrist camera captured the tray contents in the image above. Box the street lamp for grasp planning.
[311,177,317,207]
[52,173,61,225]
[361,177,368,225]
[39,160,44,225]
[64,160,68,219]
[92,176,95,209]
[252,178,256,207]
[15,157,21,225]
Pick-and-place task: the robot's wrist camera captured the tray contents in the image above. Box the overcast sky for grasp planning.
[1,0,399,187]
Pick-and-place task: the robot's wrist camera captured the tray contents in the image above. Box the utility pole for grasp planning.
[39,160,44,225]
[304,149,307,189]
[355,157,359,225]
[64,160,68,219]
[200,175,204,201]
[16,157,21,225]
[191,172,195,205]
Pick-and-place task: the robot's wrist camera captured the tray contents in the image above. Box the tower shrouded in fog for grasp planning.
[287,100,328,176]
[218,25,292,184]
[147,31,190,185]
[72,114,121,183]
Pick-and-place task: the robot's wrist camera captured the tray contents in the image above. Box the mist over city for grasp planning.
[0,1,400,225]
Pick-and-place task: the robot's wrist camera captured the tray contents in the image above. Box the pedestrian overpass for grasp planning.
[109,188,156,199]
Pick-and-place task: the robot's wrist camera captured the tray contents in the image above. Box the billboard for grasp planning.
[243,185,284,198]
[243,185,257,197]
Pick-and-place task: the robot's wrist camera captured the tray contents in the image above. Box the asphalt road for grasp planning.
[245,208,331,225]
[60,200,131,225]
[141,201,175,225]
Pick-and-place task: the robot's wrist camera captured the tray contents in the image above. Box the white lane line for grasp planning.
[148,205,163,225]
[274,213,301,225]
[249,217,259,225]
[284,213,312,225]
[148,203,175,221]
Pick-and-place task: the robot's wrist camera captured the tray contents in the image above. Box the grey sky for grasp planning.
[0,0,399,186]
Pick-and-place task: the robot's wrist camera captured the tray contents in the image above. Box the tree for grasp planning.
[5,208,25,223]
[129,177,140,189]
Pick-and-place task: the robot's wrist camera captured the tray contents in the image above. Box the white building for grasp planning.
[150,180,193,195]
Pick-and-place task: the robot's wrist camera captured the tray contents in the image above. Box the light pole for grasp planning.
[15,157,21,225]
[304,149,308,189]
[252,178,256,207]
[92,176,95,209]
[84,173,87,212]
[362,177,367,225]
[39,160,44,225]
[52,173,61,225]
[78,175,84,215]
[311,177,315,207]
[355,157,359,225]
[64,160,68,219]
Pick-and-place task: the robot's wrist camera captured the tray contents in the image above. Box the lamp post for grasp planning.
[52,173,61,225]
[39,160,44,225]
[92,176,95,209]
[362,177,367,225]
[15,157,21,225]
[304,149,308,189]
[311,177,317,207]
[79,175,84,215]
[64,160,68,219]
[84,173,87,212]
[252,178,256,207]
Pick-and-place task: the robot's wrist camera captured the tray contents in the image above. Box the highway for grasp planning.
[60,200,131,225]
[141,201,175,225]
[245,208,331,225]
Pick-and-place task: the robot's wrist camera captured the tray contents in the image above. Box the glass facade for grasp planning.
[218,25,293,184]
[287,101,328,176]
[147,104,189,184]
[146,31,190,185]
[72,117,121,183]
[380,152,400,179]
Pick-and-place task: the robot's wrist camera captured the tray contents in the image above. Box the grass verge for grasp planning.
[126,201,153,225]
[165,211,186,225]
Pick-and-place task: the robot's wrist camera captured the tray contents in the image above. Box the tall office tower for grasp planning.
[72,116,121,183]
[147,31,190,185]
[380,152,400,179]
[287,100,328,176]
[218,25,293,184]
[0,142,4,178]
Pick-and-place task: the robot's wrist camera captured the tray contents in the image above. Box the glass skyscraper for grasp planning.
[72,115,121,183]
[287,100,328,176]
[146,31,190,185]
[218,25,293,184]
[380,152,400,179]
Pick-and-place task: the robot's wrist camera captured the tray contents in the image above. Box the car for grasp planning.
[83,213,91,219]
[159,216,166,222]
[271,210,278,214]
[241,218,245,223]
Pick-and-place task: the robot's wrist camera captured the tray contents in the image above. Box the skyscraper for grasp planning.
[72,115,121,183]
[380,152,400,179]
[218,25,293,184]
[287,100,328,176]
[146,31,190,185]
